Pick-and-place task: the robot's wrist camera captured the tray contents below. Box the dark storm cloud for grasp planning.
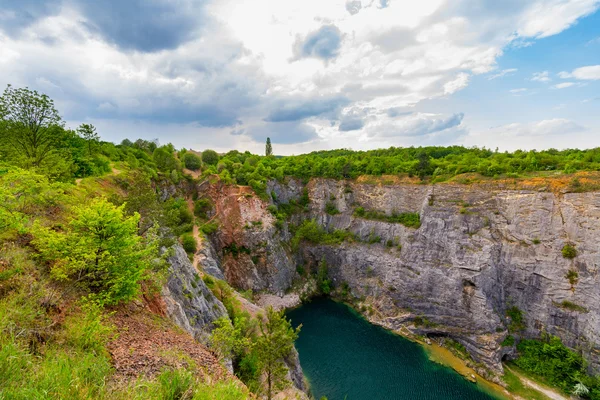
[0,0,62,36]
[73,0,204,52]
[339,117,365,131]
[294,25,343,61]
[265,95,349,122]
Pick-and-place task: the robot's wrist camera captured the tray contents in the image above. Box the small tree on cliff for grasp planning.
[265,137,273,157]
[255,307,300,400]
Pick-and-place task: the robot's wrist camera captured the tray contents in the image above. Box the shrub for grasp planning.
[202,149,219,165]
[501,335,515,347]
[514,335,587,393]
[200,221,219,235]
[32,198,160,305]
[556,300,588,313]
[565,269,579,286]
[194,198,213,219]
[562,243,577,259]
[506,306,525,333]
[181,234,197,254]
[325,201,339,215]
[182,152,202,170]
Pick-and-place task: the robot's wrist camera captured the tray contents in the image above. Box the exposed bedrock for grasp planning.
[199,178,600,375]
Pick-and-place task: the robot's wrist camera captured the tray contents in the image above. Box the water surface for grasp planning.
[287,298,499,400]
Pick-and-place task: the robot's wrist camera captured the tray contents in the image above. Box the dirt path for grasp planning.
[505,366,570,400]
[186,197,204,270]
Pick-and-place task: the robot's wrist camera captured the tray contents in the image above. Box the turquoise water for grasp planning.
[287,298,498,400]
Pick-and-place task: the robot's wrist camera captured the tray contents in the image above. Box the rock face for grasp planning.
[202,183,296,295]
[162,245,228,344]
[198,178,600,375]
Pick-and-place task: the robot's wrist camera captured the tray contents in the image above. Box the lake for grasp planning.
[287,298,500,400]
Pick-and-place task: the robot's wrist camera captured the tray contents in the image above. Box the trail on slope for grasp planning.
[504,366,569,400]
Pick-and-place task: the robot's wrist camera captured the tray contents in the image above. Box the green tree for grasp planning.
[183,152,202,170]
[76,123,99,156]
[255,307,300,400]
[32,198,160,305]
[153,146,179,172]
[265,137,273,157]
[0,85,63,167]
[202,149,219,166]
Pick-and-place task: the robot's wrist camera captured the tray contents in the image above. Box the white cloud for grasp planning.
[572,65,600,80]
[552,82,575,89]
[490,118,585,137]
[0,0,599,153]
[557,71,572,78]
[517,0,599,38]
[488,68,517,80]
[531,71,551,82]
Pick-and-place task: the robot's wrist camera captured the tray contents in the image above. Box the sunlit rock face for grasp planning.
[199,178,600,375]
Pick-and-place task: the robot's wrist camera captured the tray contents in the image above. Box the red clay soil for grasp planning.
[107,303,228,382]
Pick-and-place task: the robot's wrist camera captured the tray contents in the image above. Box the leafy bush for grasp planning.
[32,198,160,305]
[202,149,219,165]
[506,306,525,333]
[181,234,197,254]
[514,335,588,393]
[325,201,339,215]
[353,207,421,228]
[565,269,579,286]
[501,335,515,347]
[200,221,219,235]
[562,243,577,259]
[194,198,213,219]
[290,220,356,250]
[183,152,202,170]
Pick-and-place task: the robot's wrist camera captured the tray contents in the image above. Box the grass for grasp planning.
[554,300,588,313]
[353,207,421,228]
[503,366,549,400]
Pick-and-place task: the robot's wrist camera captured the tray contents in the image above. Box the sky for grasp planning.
[0,0,599,155]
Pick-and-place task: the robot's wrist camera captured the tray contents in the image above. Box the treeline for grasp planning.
[3,84,600,190]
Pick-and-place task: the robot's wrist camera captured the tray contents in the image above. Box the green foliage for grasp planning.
[316,257,332,295]
[514,335,591,393]
[255,307,300,400]
[565,269,579,286]
[353,207,421,228]
[557,300,588,313]
[183,152,202,171]
[265,137,273,157]
[76,123,100,157]
[32,198,160,305]
[181,234,197,254]
[506,306,526,333]
[0,84,63,168]
[562,243,577,259]
[290,219,356,250]
[325,201,340,215]
[202,149,219,165]
[501,335,515,347]
[200,221,219,235]
[194,198,213,219]
[153,146,180,173]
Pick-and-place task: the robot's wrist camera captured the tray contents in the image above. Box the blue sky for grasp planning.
[0,0,599,154]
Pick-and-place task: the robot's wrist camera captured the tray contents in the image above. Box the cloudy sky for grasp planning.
[1,0,599,154]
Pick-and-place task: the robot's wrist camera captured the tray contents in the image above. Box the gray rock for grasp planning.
[162,245,228,344]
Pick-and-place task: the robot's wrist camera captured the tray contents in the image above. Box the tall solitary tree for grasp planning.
[255,307,300,400]
[76,123,100,156]
[265,137,273,157]
[0,85,63,167]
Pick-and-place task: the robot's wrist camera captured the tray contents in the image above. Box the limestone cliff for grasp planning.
[162,244,228,344]
[197,177,600,376]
